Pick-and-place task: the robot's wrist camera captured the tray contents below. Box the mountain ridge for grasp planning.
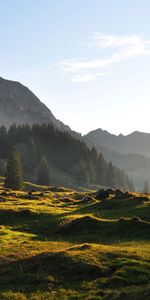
[83,128,150,190]
[0,76,71,132]
[84,128,150,157]
[86,128,150,137]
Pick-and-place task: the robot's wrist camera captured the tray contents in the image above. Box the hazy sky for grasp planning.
[1,0,150,135]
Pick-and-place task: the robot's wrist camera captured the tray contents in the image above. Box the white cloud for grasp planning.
[92,33,150,59]
[71,72,105,82]
[60,55,120,72]
[58,33,150,82]
[92,33,143,49]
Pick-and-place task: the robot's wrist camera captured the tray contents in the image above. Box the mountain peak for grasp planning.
[84,127,150,157]
[0,76,70,131]
[86,128,117,138]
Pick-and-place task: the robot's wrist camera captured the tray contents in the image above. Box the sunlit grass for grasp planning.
[0,183,150,299]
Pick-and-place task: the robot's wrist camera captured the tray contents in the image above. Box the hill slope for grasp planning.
[0,183,150,299]
[0,76,70,131]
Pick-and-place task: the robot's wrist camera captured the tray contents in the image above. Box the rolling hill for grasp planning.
[0,182,149,299]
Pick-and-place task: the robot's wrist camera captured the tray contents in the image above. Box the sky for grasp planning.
[1,0,150,135]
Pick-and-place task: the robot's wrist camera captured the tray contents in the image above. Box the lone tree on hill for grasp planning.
[4,146,23,190]
[38,156,50,186]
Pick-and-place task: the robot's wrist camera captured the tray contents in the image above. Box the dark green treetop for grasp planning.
[38,156,50,186]
[4,146,24,190]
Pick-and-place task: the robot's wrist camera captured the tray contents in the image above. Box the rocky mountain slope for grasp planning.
[0,76,70,131]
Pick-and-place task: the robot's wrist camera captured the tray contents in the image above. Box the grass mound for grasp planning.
[59,215,104,233]
[67,243,92,251]
[79,196,97,204]
[72,192,86,200]
[59,215,150,242]
[0,251,102,287]
[48,186,72,192]
[117,217,150,236]
[60,197,76,205]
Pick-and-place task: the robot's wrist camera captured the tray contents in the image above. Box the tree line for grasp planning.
[0,124,134,190]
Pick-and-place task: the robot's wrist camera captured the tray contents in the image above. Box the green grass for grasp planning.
[0,185,150,299]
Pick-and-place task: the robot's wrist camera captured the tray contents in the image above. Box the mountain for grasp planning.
[84,128,150,157]
[0,76,140,190]
[83,128,150,190]
[0,76,70,131]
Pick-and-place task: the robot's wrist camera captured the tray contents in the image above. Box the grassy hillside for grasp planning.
[0,181,150,299]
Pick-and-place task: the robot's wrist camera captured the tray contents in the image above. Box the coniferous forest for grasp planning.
[0,123,134,190]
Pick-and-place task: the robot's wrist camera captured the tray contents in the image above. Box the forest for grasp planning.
[0,123,134,191]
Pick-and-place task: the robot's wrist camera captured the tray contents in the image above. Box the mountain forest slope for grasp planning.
[84,129,150,190]
[0,124,133,191]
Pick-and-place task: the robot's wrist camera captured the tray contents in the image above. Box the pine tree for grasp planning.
[4,146,23,190]
[143,181,149,193]
[128,179,135,192]
[27,138,38,172]
[73,159,90,185]
[96,153,107,185]
[105,161,116,188]
[37,156,50,185]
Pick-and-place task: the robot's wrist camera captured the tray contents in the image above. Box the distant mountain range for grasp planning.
[83,129,150,190]
[0,77,70,132]
[84,128,150,157]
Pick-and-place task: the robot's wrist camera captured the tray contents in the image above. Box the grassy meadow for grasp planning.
[0,181,150,299]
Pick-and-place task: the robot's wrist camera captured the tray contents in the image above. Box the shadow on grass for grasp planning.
[0,209,59,241]
[57,215,150,244]
[0,245,150,295]
[0,250,103,293]
[68,197,150,222]
[0,209,150,244]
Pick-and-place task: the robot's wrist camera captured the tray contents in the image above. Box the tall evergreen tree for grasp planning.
[38,156,50,185]
[105,161,116,188]
[4,146,23,190]
[143,181,149,193]
[96,153,107,185]
[73,159,90,185]
[28,138,38,171]
[127,178,135,192]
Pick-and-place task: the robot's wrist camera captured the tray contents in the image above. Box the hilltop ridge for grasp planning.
[84,128,150,157]
[0,76,70,131]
